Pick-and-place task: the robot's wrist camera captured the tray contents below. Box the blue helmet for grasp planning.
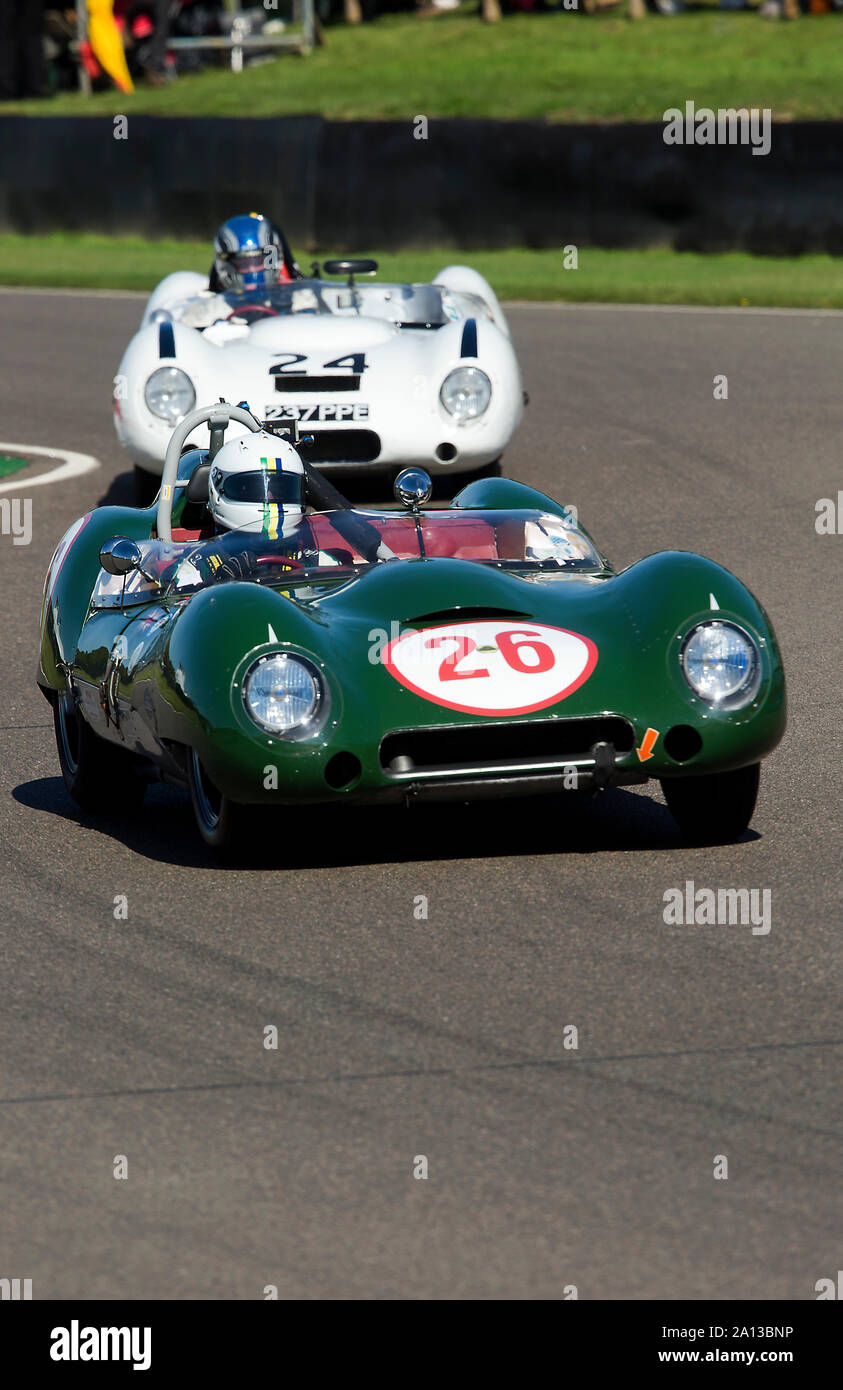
[212,213,297,293]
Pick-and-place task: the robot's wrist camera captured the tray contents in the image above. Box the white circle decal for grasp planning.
[383,620,598,716]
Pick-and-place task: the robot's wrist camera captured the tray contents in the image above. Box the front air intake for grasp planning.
[275,375,361,393]
[298,430,381,463]
[380,717,635,777]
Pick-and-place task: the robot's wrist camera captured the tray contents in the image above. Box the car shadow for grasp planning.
[97,470,136,508]
[12,775,759,872]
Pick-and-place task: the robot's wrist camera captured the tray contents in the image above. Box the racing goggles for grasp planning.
[214,470,304,505]
[227,250,270,278]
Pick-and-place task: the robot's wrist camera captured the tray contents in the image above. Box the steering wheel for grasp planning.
[256,555,305,570]
[225,305,280,324]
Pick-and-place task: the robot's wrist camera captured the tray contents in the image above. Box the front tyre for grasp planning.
[188,749,253,855]
[660,763,760,845]
[53,690,146,814]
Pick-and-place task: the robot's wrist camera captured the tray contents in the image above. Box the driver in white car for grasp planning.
[178,212,317,332]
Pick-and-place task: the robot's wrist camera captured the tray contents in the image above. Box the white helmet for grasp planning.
[208,431,306,536]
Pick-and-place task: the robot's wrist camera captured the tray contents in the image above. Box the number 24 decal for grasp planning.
[269,352,368,376]
[426,630,556,681]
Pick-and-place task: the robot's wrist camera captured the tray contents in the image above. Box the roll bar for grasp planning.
[156,402,261,542]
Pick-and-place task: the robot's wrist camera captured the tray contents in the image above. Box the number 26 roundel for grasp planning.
[383,620,598,716]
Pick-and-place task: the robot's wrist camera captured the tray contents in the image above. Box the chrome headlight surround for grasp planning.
[440,367,492,422]
[241,652,329,741]
[680,620,761,711]
[144,367,196,424]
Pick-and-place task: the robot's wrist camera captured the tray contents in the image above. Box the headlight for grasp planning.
[144,367,195,424]
[680,621,761,710]
[242,654,326,738]
[440,367,491,421]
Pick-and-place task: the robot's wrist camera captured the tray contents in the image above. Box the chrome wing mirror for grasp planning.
[394,468,432,513]
[99,537,143,576]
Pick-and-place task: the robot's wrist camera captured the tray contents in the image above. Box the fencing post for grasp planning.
[76,4,92,94]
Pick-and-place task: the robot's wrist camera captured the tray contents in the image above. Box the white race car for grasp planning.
[114,259,525,502]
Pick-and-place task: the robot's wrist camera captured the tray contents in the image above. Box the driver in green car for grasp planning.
[171,431,394,590]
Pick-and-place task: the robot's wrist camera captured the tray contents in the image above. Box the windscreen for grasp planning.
[90,510,602,608]
[218,280,486,327]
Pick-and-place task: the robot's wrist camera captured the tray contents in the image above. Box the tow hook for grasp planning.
[590,741,616,791]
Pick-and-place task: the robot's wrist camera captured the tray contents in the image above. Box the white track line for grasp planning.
[0,443,100,494]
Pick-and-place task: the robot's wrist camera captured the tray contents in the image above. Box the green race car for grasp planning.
[38,404,786,853]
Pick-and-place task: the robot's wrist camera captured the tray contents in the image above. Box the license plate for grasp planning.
[263,403,370,422]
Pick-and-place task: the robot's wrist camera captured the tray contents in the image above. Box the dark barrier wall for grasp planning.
[1,116,842,253]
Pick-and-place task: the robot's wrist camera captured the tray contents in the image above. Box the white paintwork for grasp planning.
[114,266,524,477]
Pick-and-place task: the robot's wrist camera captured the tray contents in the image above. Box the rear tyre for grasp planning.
[187,749,254,855]
[660,763,760,845]
[53,690,146,814]
[134,464,160,507]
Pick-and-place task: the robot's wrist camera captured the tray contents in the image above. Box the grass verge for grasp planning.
[3,11,843,123]
[1,235,842,308]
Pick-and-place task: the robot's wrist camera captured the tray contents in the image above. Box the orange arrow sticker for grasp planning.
[636,727,659,762]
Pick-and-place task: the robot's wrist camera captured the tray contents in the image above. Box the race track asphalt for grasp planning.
[0,289,840,1300]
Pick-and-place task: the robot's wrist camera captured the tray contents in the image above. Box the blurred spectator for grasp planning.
[116,1,172,84]
[0,0,46,99]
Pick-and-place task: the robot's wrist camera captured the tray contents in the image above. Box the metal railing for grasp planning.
[75,0,316,92]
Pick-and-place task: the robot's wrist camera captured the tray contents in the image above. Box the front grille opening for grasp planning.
[664,724,703,763]
[380,717,635,775]
[275,375,361,393]
[298,430,381,463]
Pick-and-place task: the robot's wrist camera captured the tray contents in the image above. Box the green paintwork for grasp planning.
[38,475,786,808]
